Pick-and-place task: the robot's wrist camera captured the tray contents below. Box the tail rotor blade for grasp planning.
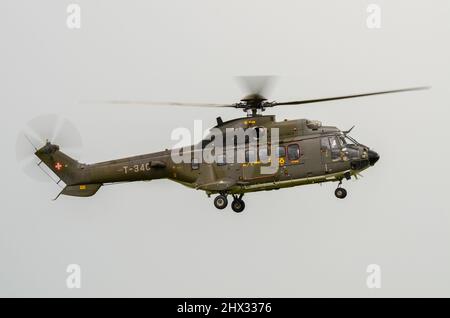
[16,114,83,183]
[27,114,59,143]
[15,132,39,162]
[22,158,50,182]
[53,118,83,149]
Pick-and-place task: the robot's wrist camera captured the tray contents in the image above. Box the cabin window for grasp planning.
[278,146,286,158]
[245,149,257,163]
[191,158,200,170]
[254,127,261,140]
[258,147,270,162]
[216,154,226,166]
[287,144,300,161]
[201,135,216,149]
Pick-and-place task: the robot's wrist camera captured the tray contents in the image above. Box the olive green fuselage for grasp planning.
[86,116,370,193]
[36,115,376,197]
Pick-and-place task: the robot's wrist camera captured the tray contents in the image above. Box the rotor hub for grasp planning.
[236,94,271,116]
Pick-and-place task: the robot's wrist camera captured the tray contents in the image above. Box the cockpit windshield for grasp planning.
[339,134,360,147]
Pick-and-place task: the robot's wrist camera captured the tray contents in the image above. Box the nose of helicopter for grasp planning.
[368,149,380,166]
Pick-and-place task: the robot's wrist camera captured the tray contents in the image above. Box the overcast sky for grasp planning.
[1,0,449,297]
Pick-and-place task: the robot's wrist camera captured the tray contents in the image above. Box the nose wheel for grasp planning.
[335,187,347,199]
[334,181,347,199]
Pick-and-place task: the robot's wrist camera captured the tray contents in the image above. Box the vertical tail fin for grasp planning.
[34,142,84,185]
[35,142,102,198]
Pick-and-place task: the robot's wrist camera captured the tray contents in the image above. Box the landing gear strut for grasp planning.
[231,194,245,213]
[334,180,347,199]
[214,194,228,209]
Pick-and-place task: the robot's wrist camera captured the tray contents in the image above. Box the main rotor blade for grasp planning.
[272,86,430,106]
[84,100,234,108]
[236,76,275,96]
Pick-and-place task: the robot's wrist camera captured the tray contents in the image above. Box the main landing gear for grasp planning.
[214,195,228,209]
[213,194,245,213]
[231,194,245,213]
[334,180,347,199]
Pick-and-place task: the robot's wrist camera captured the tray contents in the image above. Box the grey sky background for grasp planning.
[1,0,449,297]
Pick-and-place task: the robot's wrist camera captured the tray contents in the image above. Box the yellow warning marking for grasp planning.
[79,185,86,190]
[279,158,285,165]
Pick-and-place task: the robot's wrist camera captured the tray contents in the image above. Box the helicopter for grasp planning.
[21,79,428,213]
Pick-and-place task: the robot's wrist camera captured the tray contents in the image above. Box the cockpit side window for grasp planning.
[329,136,340,160]
[321,137,330,151]
[329,136,339,149]
[322,136,341,160]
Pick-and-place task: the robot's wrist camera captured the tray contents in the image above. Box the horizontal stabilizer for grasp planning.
[54,184,102,200]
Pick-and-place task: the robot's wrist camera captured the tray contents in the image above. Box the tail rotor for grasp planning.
[15,114,83,182]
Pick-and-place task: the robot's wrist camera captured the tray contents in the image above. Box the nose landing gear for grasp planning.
[334,180,347,199]
[335,187,347,199]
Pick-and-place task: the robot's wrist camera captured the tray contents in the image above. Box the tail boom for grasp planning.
[34,142,169,198]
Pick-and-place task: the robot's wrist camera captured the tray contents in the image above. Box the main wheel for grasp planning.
[335,187,347,199]
[231,199,245,213]
[214,195,228,209]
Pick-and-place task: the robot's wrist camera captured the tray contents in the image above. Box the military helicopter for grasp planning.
[19,79,428,212]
